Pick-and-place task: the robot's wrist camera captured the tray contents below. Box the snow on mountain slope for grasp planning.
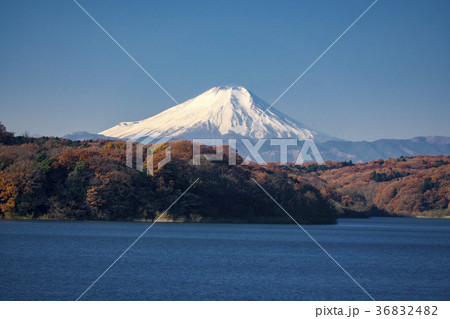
[100,86,336,142]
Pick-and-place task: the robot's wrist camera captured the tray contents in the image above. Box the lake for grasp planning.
[0,217,449,300]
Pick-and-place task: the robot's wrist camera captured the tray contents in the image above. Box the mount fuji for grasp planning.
[63,86,450,162]
[99,86,337,142]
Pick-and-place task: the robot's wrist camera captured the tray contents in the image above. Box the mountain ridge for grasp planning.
[99,86,337,142]
[62,86,450,162]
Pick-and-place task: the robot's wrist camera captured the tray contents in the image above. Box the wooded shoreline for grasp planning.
[1,124,449,224]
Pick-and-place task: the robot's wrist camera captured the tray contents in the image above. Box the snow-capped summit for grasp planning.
[99,86,336,142]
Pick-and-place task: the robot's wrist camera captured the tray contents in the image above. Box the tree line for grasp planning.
[2,122,448,221]
[0,123,336,224]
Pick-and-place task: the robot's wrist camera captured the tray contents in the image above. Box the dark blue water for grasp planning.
[0,218,449,301]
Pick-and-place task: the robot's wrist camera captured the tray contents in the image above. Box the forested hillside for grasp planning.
[279,156,450,218]
[1,123,448,222]
[0,124,335,224]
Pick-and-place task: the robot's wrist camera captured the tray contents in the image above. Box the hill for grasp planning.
[2,124,448,221]
[0,129,336,224]
[277,156,450,218]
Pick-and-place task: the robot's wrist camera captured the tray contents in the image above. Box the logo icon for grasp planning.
[126,129,171,176]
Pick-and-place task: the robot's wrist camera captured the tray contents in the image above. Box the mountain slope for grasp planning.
[317,136,450,162]
[63,131,118,141]
[100,86,336,142]
[64,86,450,162]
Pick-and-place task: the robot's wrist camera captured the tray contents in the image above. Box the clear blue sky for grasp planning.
[1,0,449,141]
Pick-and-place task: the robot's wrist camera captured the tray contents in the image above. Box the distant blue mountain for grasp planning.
[63,131,118,141]
[316,136,450,162]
